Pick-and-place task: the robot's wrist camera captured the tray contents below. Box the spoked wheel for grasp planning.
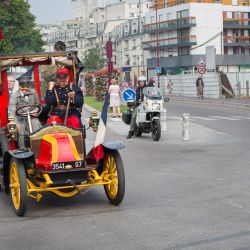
[103,150,125,205]
[151,119,161,141]
[9,158,27,216]
[0,134,8,192]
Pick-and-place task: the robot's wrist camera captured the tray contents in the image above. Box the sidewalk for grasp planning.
[169,95,250,109]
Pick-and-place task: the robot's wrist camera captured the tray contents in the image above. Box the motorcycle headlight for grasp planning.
[152,104,160,111]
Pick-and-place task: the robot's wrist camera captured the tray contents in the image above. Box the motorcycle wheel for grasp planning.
[134,126,142,137]
[151,119,161,141]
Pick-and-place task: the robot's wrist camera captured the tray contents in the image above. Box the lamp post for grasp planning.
[106,38,113,87]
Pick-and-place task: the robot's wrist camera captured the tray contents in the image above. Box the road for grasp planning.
[0,102,250,250]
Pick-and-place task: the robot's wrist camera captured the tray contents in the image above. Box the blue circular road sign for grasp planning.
[122,88,136,102]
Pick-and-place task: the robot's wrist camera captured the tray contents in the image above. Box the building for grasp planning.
[144,0,250,77]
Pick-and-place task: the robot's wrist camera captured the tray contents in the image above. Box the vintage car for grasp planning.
[0,51,125,216]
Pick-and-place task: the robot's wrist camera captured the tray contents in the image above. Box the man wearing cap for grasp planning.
[8,77,42,148]
[45,68,84,128]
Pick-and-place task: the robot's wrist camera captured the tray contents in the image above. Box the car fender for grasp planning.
[103,141,125,150]
[2,150,33,193]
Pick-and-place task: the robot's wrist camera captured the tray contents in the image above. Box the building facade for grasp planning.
[144,0,250,76]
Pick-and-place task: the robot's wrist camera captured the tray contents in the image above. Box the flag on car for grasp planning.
[93,92,109,161]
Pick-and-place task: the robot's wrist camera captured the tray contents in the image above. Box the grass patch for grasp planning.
[84,95,127,113]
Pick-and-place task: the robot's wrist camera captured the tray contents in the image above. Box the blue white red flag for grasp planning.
[93,92,109,161]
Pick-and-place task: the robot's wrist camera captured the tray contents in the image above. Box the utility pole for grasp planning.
[155,0,160,87]
[220,30,224,72]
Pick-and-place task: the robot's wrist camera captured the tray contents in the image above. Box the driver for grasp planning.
[45,68,84,128]
[126,76,146,139]
[8,77,42,148]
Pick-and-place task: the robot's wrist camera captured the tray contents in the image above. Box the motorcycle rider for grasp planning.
[126,76,146,139]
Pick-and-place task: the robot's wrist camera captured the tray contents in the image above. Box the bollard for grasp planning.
[160,108,167,132]
[182,113,190,141]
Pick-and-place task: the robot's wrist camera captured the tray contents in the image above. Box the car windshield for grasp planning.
[142,87,162,98]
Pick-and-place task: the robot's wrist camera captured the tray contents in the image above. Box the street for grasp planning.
[0,101,250,250]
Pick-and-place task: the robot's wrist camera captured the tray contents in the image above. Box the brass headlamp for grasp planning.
[89,111,100,132]
[8,116,18,139]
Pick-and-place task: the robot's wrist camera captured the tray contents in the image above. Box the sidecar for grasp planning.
[0,52,125,216]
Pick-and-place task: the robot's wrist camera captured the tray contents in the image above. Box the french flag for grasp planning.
[93,92,109,161]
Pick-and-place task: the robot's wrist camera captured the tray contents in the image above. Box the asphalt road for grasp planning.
[0,102,250,250]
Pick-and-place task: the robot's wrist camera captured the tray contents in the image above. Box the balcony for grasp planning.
[143,35,197,50]
[223,18,250,29]
[144,17,196,34]
[224,36,250,47]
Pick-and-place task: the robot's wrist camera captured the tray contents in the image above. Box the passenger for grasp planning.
[7,76,19,96]
[45,68,84,128]
[8,77,42,149]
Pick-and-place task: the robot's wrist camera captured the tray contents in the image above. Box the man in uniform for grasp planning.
[45,68,84,128]
[8,77,42,148]
[126,76,146,139]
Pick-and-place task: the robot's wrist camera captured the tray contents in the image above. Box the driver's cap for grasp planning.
[18,77,32,87]
[56,68,69,79]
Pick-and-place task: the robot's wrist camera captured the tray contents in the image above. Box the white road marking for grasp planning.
[209,116,241,121]
[191,116,217,121]
[229,116,250,120]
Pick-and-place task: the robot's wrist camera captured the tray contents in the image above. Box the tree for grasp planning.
[83,47,105,72]
[0,0,45,53]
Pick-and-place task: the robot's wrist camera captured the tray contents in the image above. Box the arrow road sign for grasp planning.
[198,64,206,74]
[122,88,136,102]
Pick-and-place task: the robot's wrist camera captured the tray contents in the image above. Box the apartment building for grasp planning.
[144,0,250,76]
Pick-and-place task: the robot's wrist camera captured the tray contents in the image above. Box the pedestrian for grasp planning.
[147,77,155,87]
[196,76,204,99]
[167,79,173,95]
[108,78,121,118]
[8,77,42,148]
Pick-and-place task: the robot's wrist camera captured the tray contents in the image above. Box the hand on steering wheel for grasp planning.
[16,104,42,118]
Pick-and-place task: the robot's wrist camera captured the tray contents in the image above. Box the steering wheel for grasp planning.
[16,104,42,118]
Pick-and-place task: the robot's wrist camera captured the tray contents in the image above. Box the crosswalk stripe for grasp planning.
[191,116,217,121]
[229,116,250,120]
[209,116,241,121]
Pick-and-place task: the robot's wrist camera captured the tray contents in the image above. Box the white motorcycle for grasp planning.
[122,87,169,141]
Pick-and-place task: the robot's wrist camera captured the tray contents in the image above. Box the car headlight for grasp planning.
[152,104,160,110]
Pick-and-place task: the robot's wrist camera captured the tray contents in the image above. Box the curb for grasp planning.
[170,97,250,110]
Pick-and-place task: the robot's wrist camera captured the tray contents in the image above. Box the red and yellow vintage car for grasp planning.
[0,51,125,216]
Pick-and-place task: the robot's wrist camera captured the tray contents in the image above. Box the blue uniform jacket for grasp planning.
[45,83,84,118]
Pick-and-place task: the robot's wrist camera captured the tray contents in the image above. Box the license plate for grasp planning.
[52,160,84,171]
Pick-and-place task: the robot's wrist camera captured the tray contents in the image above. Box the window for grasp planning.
[234,12,240,18]
[232,0,238,5]
[226,12,233,18]
[177,9,189,19]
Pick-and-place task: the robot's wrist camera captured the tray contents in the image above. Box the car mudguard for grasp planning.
[102,141,125,150]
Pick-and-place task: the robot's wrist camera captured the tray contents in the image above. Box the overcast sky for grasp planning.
[29,0,118,24]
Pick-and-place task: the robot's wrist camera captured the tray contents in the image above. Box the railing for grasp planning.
[143,35,196,49]
[150,0,224,9]
[223,18,250,27]
[144,17,196,33]
[224,36,250,45]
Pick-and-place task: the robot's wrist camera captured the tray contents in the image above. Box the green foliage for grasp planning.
[0,0,45,53]
[84,73,94,96]
[85,96,127,113]
[83,47,105,72]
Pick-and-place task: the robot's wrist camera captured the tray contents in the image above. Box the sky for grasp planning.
[29,0,118,24]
